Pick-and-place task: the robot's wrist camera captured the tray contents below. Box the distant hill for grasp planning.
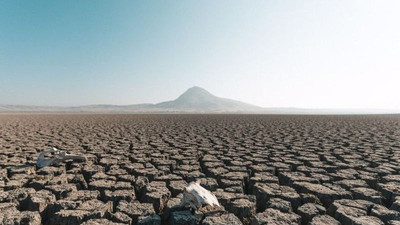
[0,86,264,113]
[1,87,397,114]
[155,86,263,112]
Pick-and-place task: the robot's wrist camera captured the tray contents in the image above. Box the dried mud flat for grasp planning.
[0,114,399,225]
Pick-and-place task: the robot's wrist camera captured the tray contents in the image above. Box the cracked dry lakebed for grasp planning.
[0,114,399,225]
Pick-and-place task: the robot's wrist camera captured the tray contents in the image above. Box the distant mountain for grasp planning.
[155,86,263,112]
[1,87,397,114]
[0,86,264,113]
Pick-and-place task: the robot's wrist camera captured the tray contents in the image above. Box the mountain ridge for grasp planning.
[1,87,398,114]
[0,86,265,113]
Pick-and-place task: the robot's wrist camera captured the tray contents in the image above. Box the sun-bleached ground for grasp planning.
[0,114,399,224]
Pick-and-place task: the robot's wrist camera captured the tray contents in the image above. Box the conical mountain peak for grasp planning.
[155,86,262,112]
[176,86,215,101]
[0,86,264,113]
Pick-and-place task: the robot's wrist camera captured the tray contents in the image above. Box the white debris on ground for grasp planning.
[181,180,220,210]
[36,147,86,168]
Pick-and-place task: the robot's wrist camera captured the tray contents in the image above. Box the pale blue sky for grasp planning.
[1,1,399,110]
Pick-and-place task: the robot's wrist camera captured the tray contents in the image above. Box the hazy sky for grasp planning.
[1,1,399,110]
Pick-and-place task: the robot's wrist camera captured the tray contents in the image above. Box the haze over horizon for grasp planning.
[1,1,400,112]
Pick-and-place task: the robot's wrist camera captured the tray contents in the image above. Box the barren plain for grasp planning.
[0,114,399,225]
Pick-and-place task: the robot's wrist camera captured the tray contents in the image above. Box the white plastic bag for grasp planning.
[37,147,86,168]
[181,180,220,210]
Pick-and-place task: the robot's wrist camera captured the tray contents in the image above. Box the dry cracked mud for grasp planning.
[0,114,399,225]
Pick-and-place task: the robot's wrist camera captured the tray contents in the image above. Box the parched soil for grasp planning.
[0,114,399,225]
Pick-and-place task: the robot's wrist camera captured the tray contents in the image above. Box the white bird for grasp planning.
[181,180,220,210]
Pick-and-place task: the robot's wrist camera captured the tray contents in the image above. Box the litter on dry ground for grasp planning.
[36,147,86,168]
[181,180,220,210]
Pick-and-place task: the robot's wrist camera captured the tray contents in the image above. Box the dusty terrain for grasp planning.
[0,114,399,225]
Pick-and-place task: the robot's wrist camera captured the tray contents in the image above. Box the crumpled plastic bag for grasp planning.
[181,180,220,210]
[37,147,86,168]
